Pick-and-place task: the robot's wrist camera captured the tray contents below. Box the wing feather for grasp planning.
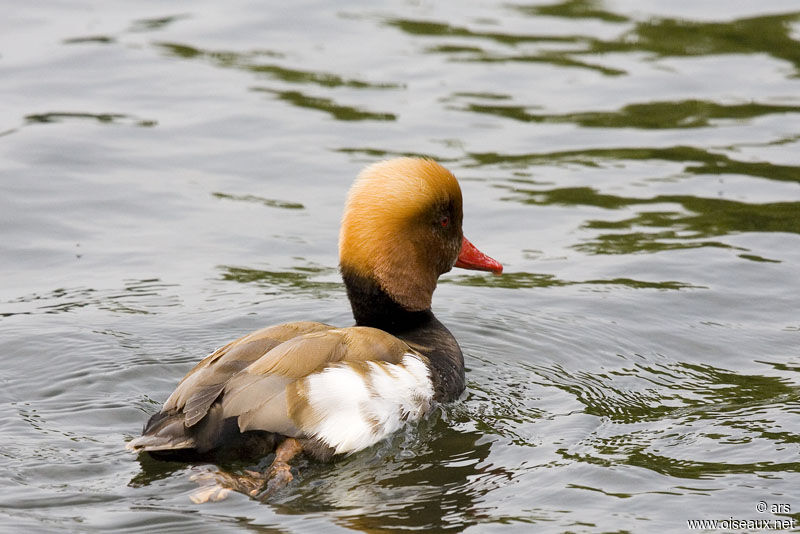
[163,321,333,427]
[131,323,422,456]
[218,327,414,438]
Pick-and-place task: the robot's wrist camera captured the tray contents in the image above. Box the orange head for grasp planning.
[339,158,501,311]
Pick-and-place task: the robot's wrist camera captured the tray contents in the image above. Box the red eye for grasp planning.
[440,216,449,227]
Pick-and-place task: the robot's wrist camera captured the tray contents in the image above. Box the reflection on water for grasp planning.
[389,17,627,75]
[0,112,157,138]
[604,13,800,72]
[129,15,190,33]
[460,99,800,129]
[156,41,399,120]
[529,359,800,424]
[156,42,401,90]
[252,88,396,121]
[501,184,800,255]
[275,414,502,533]
[2,0,800,532]
[446,272,700,290]
[468,146,800,186]
[516,0,628,23]
[27,112,134,125]
[218,265,341,297]
[392,9,800,76]
[1,279,181,318]
[212,192,305,210]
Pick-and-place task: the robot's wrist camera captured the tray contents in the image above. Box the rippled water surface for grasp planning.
[2,1,799,532]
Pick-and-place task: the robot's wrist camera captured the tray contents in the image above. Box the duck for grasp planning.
[127,157,502,502]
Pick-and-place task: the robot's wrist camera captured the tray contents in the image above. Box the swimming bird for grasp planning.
[127,157,502,501]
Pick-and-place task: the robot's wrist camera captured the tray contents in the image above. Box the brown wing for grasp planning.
[218,326,412,435]
[163,321,333,427]
[128,324,413,454]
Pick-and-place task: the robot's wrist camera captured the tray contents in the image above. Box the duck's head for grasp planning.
[339,157,502,312]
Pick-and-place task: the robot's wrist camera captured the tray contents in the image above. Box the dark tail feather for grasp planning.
[126,410,197,452]
[128,404,280,462]
[127,404,250,455]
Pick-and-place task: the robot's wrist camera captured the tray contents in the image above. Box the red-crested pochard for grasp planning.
[128,157,502,501]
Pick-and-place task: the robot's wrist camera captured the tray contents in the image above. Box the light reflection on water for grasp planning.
[1,0,799,532]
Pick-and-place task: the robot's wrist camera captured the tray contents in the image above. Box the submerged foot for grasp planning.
[189,468,266,503]
[189,438,304,503]
[256,462,294,500]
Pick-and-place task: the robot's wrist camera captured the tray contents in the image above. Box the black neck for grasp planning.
[341,268,431,332]
[340,267,466,401]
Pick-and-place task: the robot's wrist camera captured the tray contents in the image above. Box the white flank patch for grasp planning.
[302,353,434,454]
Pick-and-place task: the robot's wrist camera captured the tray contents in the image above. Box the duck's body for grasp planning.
[128,158,501,499]
[132,319,455,460]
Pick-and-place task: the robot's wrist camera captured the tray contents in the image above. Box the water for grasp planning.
[1,1,799,532]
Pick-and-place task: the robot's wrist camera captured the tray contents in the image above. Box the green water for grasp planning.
[1,1,799,532]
